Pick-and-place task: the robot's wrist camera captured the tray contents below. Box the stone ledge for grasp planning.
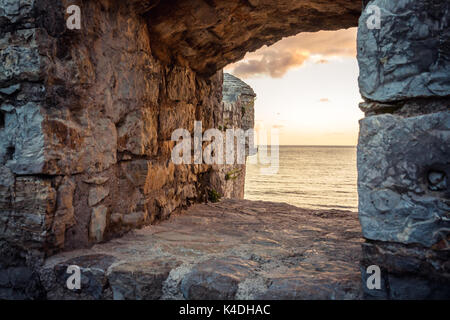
[38,199,363,300]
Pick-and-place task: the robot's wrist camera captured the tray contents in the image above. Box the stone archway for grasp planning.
[0,0,448,299]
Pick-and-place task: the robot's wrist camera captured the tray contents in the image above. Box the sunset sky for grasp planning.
[224,28,364,146]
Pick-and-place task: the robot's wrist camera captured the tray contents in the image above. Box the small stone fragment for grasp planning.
[0,84,20,95]
[88,186,109,207]
[89,205,108,242]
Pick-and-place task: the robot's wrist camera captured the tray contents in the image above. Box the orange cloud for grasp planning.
[226,28,357,78]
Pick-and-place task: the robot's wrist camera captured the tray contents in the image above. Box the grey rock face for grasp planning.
[0,0,35,26]
[40,254,117,300]
[223,73,256,106]
[208,73,256,200]
[359,97,449,117]
[0,83,20,95]
[0,29,41,86]
[108,259,181,300]
[223,73,256,132]
[181,257,258,300]
[358,111,450,247]
[0,28,46,176]
[360,241,450,299]
[0,176,56,251]
[356,0,450,299]
[358,0,450,102]
[0,102,45,174]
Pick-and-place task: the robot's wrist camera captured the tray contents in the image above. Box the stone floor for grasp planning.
[39,199,364,300]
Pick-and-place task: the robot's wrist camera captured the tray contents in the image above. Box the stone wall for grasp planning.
[357,0,449,299]
[0,0,256,297]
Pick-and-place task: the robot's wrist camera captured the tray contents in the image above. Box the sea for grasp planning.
[245,146,358,211]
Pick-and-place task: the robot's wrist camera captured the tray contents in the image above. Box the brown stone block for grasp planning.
[117,107,158,156]
[158,102,195,141]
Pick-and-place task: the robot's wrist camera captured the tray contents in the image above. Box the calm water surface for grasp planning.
[245,146,358,211]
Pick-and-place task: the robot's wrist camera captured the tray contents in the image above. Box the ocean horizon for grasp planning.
[245,145,358,211]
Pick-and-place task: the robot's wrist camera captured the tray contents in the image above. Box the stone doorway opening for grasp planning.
[223,29,363,213]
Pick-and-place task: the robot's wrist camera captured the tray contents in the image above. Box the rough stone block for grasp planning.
[181,257,258,300]
[41,254,117,300]
[360,241,450,299]
[0,36,41,85]
[1,102,45,174]
[0,176,56,250]
[358,111,450,247]
[358,0,450,102]
[117,108,158,156]
[108,259,181,300]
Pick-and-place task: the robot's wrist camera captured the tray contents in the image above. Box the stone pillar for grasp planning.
[357,0,449,299]
[209,73,256,200]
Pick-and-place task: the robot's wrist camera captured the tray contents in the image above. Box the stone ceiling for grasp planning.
[139,0,362,75]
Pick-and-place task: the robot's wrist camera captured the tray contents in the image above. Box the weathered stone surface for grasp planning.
[0,0,35,28]
[257,270,360,300]
[83,176,110,185]
[0,265,43,300]
[146,0,361,74]
[108,260,182,300]
[117,108,158,157]
[358,0,450,102]
[51,177,76,249]
[122,211,147,227]
[208,73,256,199]
[89,205,108,242]
[222,73,256,133]
[0,102,45,174]
[40,254,117,300]
[358,111,450,247]
[0,166,14,212]
[0,83,20,95]
[181,257,258,300]
[0,0,252,258]
[359,97,450,117]
[360,241,450,299]
[88,186,109,207]
[39,199,363,300]
[0,28,41,86]
[355,0,450,300]
[0,176,56,250]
